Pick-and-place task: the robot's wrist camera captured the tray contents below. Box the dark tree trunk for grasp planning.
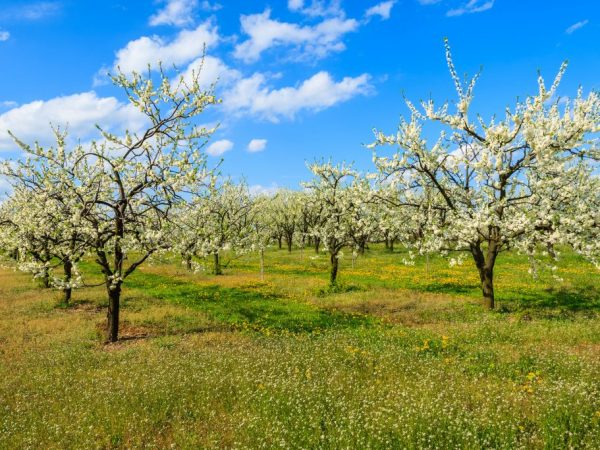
[358,239,366,255]
[107,282,121,343]
[278,236,282,250]
[41,266,50,289]
[214,252,222,275]
[183,254,193,271]
[389,239,394,252]
[547,242,557,259]
[63,259,73,305]
[479,266,494,310]
[330,252,339,286]
[286,238,293,253]
[384,236,389,249]
[471,243,497,310]
[315,237,321,254]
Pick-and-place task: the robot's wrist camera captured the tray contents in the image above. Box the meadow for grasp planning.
[1,246,599,449]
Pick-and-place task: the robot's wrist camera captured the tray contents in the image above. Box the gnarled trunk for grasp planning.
[471,243,498,310]
[314,237,321,254]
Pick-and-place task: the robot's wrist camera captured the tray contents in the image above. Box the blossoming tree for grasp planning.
[303,162,369,286]
[371,40,600,308]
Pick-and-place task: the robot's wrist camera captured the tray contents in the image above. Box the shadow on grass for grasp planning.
[408,281,600,314]
[126,272,374,333]
[507,287,600,313]
[420,281,480,296]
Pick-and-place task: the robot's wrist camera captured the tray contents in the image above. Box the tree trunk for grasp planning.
[286,237,292,253]
[259,248,265,281]
[389,239,394,252]
[214,252,222,275]
[183,254,193,271]
[358,240,366,255]
[106,282,121,343]
[41,266,50,289]
[547,242,557,259]
[315,237,321,254]
[330,252,339,286]
[63,259,73,305]
[478,265,495,309]
[471,244,497,310]
[278,236,282,250]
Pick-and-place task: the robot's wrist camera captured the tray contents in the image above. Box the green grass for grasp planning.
[1,246,599,448]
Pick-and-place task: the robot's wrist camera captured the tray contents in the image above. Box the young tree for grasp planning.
[270,190,302,252]
[370,40,600,308]
[3,66,219,341]
[186,180,254,275]
[1,130,95,303]
[82,68,218,341]
[303,162,364,286]
[248,194,275,280]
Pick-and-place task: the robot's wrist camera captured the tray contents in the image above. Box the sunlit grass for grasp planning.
[1,246,599,448]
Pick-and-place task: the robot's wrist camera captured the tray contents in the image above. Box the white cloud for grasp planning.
[0,101,18,109]
[223,71,372,122]
[233,9,358,63]
[565,19,589,34]
[200,1,222,11]
[0,30,9,42]
[179,55,241,89]
[247,138,267,152]
[0,2,61,21]
[113,22,219,73]
[447,0,494,17]
[365,1,396,20]
[249,183,280,196]
[0,92,146,151]
[150,0,199,27]
[287,0,344,17]
[206,139,233,156]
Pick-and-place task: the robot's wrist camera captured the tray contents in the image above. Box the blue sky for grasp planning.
[0,0,598,193]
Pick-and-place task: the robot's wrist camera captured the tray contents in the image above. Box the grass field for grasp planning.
[1,246,599,449]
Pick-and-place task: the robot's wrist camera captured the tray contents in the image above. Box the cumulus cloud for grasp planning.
[249,183,280,196]
[0,92,146,151]
[447,0,494,17]
[0,1,61,21]
[149,0,199,27]
[113,22,219,73]
[206,139,233,156]
[287,0,344,17]
[233,9,358,63]
[179,55,241,89]
[247,139,267,152]
[223,71,372,122]
[0,30,10,41]
[565,19,589,34]
[365,1,396,21]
